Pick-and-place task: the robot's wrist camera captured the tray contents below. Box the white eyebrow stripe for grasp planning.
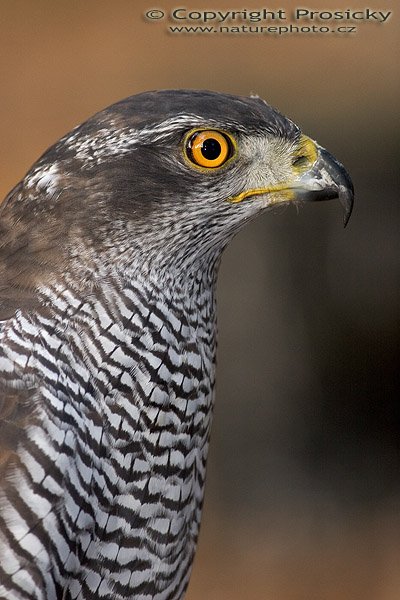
[64,115,243,165]
[65,115,199,162]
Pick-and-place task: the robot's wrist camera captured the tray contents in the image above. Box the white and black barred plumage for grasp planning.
[0,90,353,599]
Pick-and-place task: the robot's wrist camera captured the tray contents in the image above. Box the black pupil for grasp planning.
[201,137,222,160]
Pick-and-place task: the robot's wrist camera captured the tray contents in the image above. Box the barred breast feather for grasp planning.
[0,268,217,599]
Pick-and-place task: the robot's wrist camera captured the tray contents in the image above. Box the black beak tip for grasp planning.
[317,147,354,228]
[340,186,354,228]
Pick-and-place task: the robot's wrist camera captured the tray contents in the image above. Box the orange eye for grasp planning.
[185,130,233,169]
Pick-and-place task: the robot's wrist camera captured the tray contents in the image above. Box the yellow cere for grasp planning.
[291,135,318,175]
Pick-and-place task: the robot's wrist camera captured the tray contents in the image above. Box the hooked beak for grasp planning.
[294,146,354,227]
[227,142,354,227]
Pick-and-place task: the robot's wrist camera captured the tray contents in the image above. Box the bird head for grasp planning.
[0,90,353,314]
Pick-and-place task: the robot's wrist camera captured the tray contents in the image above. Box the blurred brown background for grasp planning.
[0,1,399,598]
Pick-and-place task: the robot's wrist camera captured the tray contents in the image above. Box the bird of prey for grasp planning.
[0,90,353,600]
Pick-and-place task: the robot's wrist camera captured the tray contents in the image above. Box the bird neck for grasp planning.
[36,247,221,426]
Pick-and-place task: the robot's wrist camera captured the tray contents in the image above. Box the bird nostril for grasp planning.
[292,155,309,168]
[291,135,318,174]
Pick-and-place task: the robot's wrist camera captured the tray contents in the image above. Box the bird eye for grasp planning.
[185,130,234,169]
